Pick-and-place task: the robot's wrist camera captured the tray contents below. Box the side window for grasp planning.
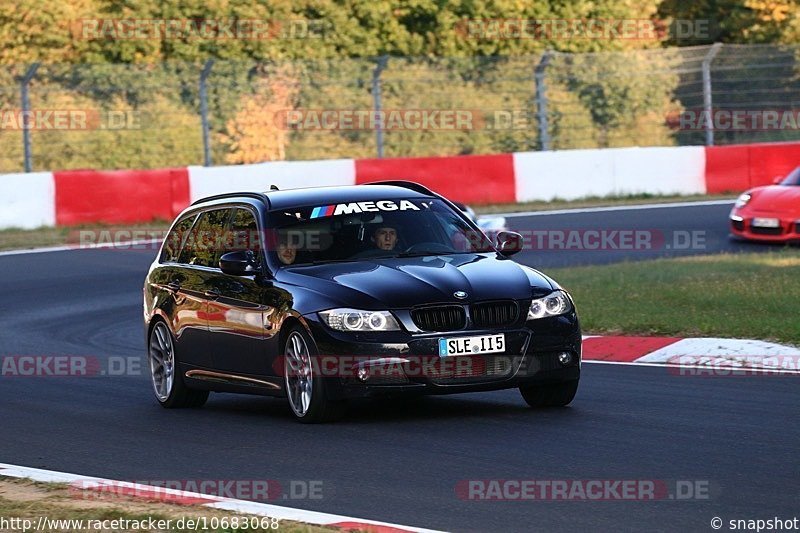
[178,208,232,267]
[160,212,197,263]
[224,208,262,266]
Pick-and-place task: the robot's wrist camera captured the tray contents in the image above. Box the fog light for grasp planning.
[558,352,573,366]
[356,367,370,382]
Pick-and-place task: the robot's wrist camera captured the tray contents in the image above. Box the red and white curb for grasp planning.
[0,463,444,533]
[583,335,800,372]
[4,140,800,230]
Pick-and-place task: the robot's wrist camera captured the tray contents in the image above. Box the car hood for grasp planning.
[746,185,800,215]
[276,253,555,312]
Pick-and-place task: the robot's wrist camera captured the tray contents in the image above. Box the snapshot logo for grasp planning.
[0,355,142,377]
[70,479,323,502]
[456,18,714,41]
[0,109,140,130]
[456,479,711,501]
[673,108,800,132]
[667,355,800,377]
[310,200,421,218]
[74,19,330,40]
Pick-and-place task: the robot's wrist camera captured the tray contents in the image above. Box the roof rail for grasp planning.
[361,180,437,196]
[190,191,271,208]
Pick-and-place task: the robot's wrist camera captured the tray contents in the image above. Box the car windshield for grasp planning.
[266,198,495,266]
[780,166,800,185]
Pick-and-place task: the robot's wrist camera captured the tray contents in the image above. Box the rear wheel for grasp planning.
[148,320,208,408]
[520,380,578,408]
[283,326,345,423]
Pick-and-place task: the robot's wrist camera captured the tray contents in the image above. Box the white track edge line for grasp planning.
[497,199,734,218]
[0,463,445,533]
[583,359,800,374]
[0,239,161,257]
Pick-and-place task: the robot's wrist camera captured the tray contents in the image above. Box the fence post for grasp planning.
[20,63,40,173]
[702,43,722,146]
[199,59,215,167]
[372,55,388,158]
[535,51,552,151]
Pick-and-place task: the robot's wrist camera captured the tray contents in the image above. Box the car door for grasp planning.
[170,207,234,369]
[206,206,278,377]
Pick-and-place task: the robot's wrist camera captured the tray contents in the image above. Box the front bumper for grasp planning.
[303,311,581,399]
[730,210,800,242]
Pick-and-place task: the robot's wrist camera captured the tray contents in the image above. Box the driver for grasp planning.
[372,224,399,251]
[276,233,298,265]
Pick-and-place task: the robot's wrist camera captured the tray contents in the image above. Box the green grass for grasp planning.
[550,250,800,345]
[474,193,734,214]
[0,221,171,252]
[0,477,339,533]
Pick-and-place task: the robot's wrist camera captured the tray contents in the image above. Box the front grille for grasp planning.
[471,300,519,328]
[750,223,783,235]
[430,355,516,385]
[411,305,466,332]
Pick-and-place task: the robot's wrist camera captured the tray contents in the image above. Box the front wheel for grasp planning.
[283,326,346,423]
[148,320,208,408]
[520,380,578,408]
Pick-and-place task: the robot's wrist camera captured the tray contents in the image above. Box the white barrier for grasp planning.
[0,172,56,229]
[187,159,356,202]
[513,146,706,202]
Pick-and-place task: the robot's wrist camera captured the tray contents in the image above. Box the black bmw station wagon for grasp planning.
[144,181,581,422]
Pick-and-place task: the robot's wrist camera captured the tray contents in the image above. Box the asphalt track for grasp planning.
[1,201,797,532]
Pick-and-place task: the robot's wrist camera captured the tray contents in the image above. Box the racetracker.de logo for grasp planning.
[672,109,800,132]
[74,19,329,40]
[456,18,713,41]
[0,355,141,377]
[69,479,323,501]
[0,109,140,130]
[455,479,711,501]
[666,355,800,376]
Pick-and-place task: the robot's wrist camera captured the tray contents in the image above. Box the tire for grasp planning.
[148,320,209,408]
[283,325,346,423]
[520,380,578,408]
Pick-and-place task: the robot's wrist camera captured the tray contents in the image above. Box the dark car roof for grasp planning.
[193,183,437,211]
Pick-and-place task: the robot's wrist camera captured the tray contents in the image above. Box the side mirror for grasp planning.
[772,175,784,185]
[496,231,523,256]
[219,250,258,276]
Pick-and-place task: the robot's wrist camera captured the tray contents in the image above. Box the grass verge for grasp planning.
[0,221,171,252]
[0,477,340,532]
[550,250,800,346]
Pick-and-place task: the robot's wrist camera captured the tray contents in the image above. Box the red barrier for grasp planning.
[705,145,749,193]
[355,154,515,204]
[705,141,800,193]
[747,142,800,187]
[55,168,190,226]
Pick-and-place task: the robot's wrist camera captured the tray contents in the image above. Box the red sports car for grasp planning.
[729,166,800,242]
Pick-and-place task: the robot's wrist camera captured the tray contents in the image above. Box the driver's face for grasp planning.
[374,227,398,250]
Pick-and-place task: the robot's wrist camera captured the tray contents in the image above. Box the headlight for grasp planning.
[734,193,751,208]
[319,309,401,332]
[528,290,573,320]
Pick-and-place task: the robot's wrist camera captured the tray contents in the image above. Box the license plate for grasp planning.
[752,217,780,228]
[438,334,505,356]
